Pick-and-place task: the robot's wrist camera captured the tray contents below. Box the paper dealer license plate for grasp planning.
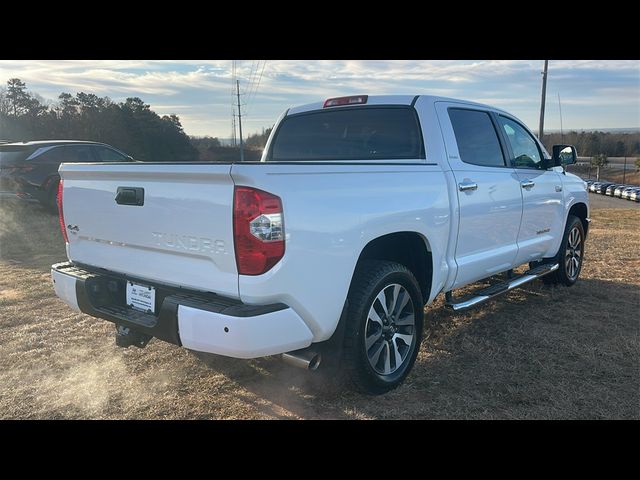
[126,281,156,314]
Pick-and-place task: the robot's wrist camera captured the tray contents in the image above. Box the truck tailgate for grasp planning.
[60,163,238,298]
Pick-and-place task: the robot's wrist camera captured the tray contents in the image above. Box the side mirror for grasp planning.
[552,145,577,167]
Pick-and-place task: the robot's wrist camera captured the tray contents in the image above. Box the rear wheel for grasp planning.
[343,260,423,394]
[531,215,584,287]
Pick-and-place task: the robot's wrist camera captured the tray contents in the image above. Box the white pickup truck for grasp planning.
[51,95,589,393]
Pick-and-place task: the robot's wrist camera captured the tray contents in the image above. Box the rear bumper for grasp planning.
[51,262,313,358]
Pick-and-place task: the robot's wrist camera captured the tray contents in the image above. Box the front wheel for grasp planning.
[343,260,423,394]
[532,215,585,287]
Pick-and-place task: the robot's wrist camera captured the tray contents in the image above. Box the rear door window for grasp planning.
[92,146,128,162]
[37,147,67,162]
[448,108,505,167]
[269,106,425,161]
[55,145,95,162]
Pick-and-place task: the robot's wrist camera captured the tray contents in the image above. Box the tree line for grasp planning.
[542,130,640,158]
[189,130,271,162]
[0,78,197,161]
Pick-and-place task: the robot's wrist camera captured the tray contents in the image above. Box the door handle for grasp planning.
[521,180,535,189]
[458,181,478,192]
[115,186,144,206]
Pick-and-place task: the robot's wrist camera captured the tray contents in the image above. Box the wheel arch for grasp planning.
[568,202,589,237]
[42,173,60,192]
[352,231,433,305]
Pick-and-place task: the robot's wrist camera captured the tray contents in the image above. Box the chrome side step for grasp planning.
[445,263,559,312]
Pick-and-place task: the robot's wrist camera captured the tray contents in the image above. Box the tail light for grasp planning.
[233,186,284,275]
[57,180,69,243]
[323,95,368,108]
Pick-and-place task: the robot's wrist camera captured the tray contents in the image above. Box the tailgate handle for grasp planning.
[115,187,144,206]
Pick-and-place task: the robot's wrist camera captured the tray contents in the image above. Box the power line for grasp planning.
[245,60,262,104]
[230,60,267,145]
[230,60,237,146]
[237,79,244,162]
[245,61,266,116]
[244,60,258,98]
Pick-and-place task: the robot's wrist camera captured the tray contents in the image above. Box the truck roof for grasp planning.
[288,95,511,116]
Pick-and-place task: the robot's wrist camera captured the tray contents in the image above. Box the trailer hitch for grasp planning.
[115,325,152,348]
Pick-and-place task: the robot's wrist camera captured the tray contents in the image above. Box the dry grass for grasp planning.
[0,197,638,419]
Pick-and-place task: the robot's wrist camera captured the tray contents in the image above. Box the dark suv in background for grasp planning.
[0,140,133,212]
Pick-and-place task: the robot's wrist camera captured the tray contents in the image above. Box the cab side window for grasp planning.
[498,116,543,169]
[449,108,505,167]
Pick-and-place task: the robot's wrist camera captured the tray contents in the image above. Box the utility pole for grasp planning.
[623,156,627,184]
[232,113,237,147]
[557,92,564,143]
[538,60,549,142]
[236,80,244,162]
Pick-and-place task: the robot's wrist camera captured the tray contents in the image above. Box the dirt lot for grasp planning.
[1,198,638,419]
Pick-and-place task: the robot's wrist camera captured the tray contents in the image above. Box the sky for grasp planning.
[0,60,638,138]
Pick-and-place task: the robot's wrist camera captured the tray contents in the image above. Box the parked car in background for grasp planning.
[630,189,640,202]
[0,140,134,212]
[613,185,628,197]
[607,184,622,196]
[589,182,600,193]
[596,183,614,194]
[621,186,637,200]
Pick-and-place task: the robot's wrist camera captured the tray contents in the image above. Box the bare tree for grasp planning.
[591,154,609,181]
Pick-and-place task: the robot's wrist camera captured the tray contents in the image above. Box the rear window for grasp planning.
[269,106,425,161]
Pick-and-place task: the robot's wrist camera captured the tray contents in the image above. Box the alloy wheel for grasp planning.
[364,283,416,375]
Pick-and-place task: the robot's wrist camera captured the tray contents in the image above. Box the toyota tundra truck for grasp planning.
[51,95,589,393]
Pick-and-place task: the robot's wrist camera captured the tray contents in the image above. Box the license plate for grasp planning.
[126,281,156,314]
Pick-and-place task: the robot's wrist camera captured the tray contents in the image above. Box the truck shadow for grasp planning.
[191,277,639,419]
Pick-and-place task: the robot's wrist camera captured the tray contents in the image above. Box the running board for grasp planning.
[445,263,559,312]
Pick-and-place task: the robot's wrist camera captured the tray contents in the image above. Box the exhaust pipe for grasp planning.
[281,350,322,371]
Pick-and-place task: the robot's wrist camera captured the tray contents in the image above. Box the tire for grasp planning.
[45,178,60,214]
[531,215,585,287]
[343,260,423,394]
